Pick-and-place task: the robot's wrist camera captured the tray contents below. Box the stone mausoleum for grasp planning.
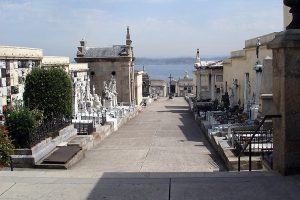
[75,27,135,104]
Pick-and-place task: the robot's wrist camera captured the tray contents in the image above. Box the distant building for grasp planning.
[150,80,167,97]
[42,56,70,72]
[223,33,278,109]
[170,79,177,96]
[0,46,43,120]
[142,72,150,97]
[75,27,135,104]
[177,72,193,97]
[0,45,94,122]
[193,49,223,101]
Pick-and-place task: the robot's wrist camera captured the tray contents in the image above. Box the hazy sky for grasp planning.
[0,0,283,58]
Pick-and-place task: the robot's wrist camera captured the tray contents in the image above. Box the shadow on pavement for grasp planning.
[87,172,300,200]
[158,104,226,171]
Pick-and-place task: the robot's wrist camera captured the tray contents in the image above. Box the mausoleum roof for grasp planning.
[84,45,128,58]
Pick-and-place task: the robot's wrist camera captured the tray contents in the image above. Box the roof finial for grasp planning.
[80,37,86,47]
[127,26,130,39]
[194,48,201,69]
[126,26,132,46]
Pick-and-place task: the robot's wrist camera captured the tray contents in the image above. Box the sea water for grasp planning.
[135,64,194,81]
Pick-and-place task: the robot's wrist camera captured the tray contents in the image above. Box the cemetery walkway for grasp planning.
[0,98,300,199]
[71,97,226,173]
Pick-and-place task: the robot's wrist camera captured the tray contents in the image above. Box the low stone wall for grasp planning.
[11,107,141,168]
[11,125,77,168]
[195,117,262,171]
[69,107,141,151]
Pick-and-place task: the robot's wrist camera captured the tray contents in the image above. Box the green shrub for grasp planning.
[23,68,72,119]
[0,127,14,166]
[5,107,42,148]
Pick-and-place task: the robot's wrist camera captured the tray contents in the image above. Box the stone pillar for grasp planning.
[259,57,274,116]
[268,30,300,175]
[211,75,215,100]
[254,68,262,105]
[244,73,250,113]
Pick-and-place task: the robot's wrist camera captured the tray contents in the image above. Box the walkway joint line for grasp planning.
[0,182,16,197]
[168,178,172,200]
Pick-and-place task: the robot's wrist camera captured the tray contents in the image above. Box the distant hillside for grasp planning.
[135,56,227,65]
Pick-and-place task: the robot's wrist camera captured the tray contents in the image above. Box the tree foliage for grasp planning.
[5,107,42,148]
[23,68,72,119]
[0,127,14,166]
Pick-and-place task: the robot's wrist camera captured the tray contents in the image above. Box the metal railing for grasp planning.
[29,117,71,147]
[233,128,273,153]
[73,111,107,135]
[74,123,94,135]
[237,115,281,171]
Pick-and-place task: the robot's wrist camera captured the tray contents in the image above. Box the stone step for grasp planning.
[42,146,81,164]
[35,145,84,169]
[86,171,279,179]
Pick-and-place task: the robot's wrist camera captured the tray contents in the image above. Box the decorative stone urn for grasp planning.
[284,0,300,29]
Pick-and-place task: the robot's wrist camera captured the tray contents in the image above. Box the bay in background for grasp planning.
[135,64,194,82]
[134,56,226,82]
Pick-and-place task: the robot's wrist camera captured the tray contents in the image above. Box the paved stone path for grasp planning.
[71,97,226,174]
[1,97,300,199]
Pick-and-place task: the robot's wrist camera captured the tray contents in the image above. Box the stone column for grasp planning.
[211,75,215,100]
[244,73,250,113]
[268,30,300,175]
[254,66,263,105]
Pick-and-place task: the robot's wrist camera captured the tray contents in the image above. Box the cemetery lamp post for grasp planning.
[284,0,300,29]
[168,73,173,99]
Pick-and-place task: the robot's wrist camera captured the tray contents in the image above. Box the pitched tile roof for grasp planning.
[84,45,128,58]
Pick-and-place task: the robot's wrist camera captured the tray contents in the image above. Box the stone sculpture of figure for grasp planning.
[78,99,86,113]
[93,94,102,110]
[229,79,238,107]
[256,38,261,60]
[107,76,118,107]
[111,78,117,94]
[92,85,96,95]
[102,81,111,100]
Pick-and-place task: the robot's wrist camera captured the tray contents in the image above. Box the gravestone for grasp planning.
[258,57,274,116]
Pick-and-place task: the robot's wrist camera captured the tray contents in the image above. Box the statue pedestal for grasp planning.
[258,57,275,117]
[268,30,300,175]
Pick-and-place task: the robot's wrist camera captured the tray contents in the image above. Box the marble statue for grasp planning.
[109,76,118,107]
[229,79,238,107]
[93,94,102,110]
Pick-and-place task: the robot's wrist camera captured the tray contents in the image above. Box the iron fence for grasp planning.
[232,128,273,153]
[29,117,71,147]
[73,111,107,135]
[74,123,94,135]
[237,115,281,171]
